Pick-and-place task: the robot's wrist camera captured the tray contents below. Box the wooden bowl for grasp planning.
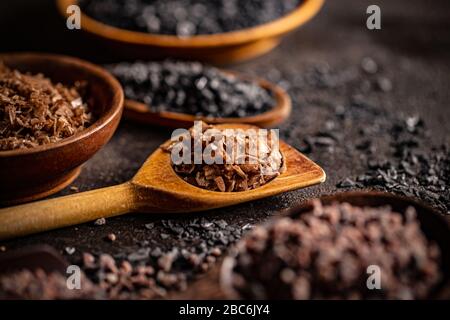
[221,191,450,299]
[124,73,291,128]
[0,53,124,205]
[56,0,324,64]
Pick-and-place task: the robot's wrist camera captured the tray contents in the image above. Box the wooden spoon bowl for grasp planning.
[221,191,450,299]
[56,0,324,64]
[0,124,325,240]
[0,53,124,205]
[124,73,291,128]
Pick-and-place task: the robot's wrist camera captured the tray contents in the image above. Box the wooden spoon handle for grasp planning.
[0,183,137,241]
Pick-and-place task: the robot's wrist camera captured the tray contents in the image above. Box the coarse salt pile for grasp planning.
[162,122,284,192]
[230,200,442,299]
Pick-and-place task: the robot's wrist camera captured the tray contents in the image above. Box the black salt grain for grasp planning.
[80,0,303,36]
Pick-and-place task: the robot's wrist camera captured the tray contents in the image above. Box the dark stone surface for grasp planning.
[0,0,449,297]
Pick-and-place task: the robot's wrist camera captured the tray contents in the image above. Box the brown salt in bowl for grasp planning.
[56,0,324,64]
[221,191,450,299]
[0,53,124,205]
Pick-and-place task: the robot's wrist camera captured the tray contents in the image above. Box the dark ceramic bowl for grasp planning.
[0,53,124,205]
[221,191,450,299]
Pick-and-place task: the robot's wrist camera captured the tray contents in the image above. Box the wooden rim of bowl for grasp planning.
[123,71,292,128]
[0,52,124,157]
[57,0,324,48]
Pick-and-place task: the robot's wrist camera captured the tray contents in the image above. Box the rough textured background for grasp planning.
[0,0,449,298]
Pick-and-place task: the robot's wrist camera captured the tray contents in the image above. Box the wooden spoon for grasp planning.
[0,124,325,241]
[123,73,291,128]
